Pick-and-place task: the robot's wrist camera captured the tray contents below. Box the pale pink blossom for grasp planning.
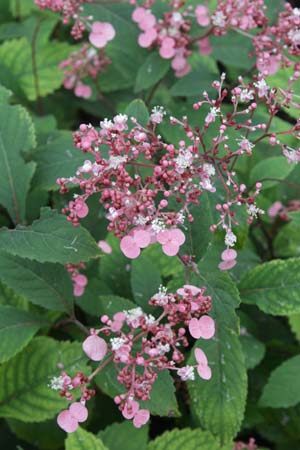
[74,82,92,99]
[157,228,185,256]
[189,315,215,339]
[195,348,212,380]
[195,5,210,27]
[82,334,107,361]
[98,240,112,254]
[89,22,116,48]
[133,409,150,428]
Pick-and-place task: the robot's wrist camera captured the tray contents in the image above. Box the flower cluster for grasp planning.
[59,44,111,98]
[233,438,257,450]
[35,0,94,39]
[52,284,214,431]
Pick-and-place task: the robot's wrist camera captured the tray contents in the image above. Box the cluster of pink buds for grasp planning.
[66,263,87,297]
[35,0,94,39]
[57,71,300,283]
[52,284,215,431]
[59,44,111,99]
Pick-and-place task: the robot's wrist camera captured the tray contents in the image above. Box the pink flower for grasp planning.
[157,228,185,256]
[177,284,201,296]
[89,22,116,48]
[98,240,112,254]
[132,7,147,23]
[73,273,88,297]
[110,312,126,332]
[57,402,88,433]
[198,37,213,55]
[256,53,280,75]
[82,334,107,361]
[133,409,150,428]
[218,249,237,271]
[120,229,151,259]
[189,315,215,339]
[195,348,212,380]
[122,399,139,419]
[138,28,157,48]
[159,37,176,59]
[195,5,210,27]
[74,82,92,99]
[74,198,89,218]
[268,201,283,218]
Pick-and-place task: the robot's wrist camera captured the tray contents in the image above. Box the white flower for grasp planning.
[225,230,237,247]
[203,163,215,176]
[152,285,169,306]
[254,78,269,98]
[200,178,215,192]
[237,137,255,154]
[239,89,254,103]
[48,376,65,391]
[175,149,194,172]
[211,11,226,27]
[247,204,264,218]
[109,155,127,169]
[177,366,195,381]
[110,337,126,351]
[157,343,170,355]
[150,106,166,124]
[134,215,149,226]
[151,218,166,233]
[124,307,143,323]
[288,28,300,45]
[145,314,156,326]
[205,107,220,124]
[283,146,300,164]
[80,160,93,173]
[100,118,114,130]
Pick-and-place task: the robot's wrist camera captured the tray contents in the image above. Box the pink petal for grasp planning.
[169,228,185,246]
[218,259,237,271]
[268,201,283,218]
[188,318,202,339]
[122,400,139,419]
[133,229,151,248]
[75,201,89,218]
[194,347,208,365]
[156,230,170,245]
[221,249,237,261]
[177,284,201,296]
[82,335,107,361]
[138,29,157,47]
[139,13,156,31]
[89,32,107,48]
[195,5,210,27]
[197,363,212,380]
[161,36,175,49]
[69,402,88,423]
[91,21,105,33]
[73,284,85,297]
[132,7,147,23]
[159,45,176,59]
[133,409,150,428]
[57,410,78,433]
[73,274,88,287]
[74,83,91,99]
[98,240,112,254]
[162,242,179,256]
[102,23,116,41]
[198,315,215,339]
[120,236,141,259]
[171,55,187,71]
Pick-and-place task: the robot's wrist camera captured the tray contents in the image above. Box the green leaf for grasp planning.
[239,258,300,316]
[0,337,88,422]
[9,0,38,18]
[131,253,162,310]
[125,99,149,128]
[135,52,170,93]
[0,209,101,264]
[32,133,87,191]
[66,427,108,450]
[8,418,65,450]
[0,103,36,224]
[0,305,47,363]
[0,83,12,102]
[288,314,300,342]
[259,355,300,408]
[188,267,247,445]
[147,428,221,450]
[0,251,74,313]
[99,421,148,450]
[250,156,294,190]
[240,334,266,370]
[274,222,300,258]
[210,32,254,69]
[170,64,217,97]
[0,35,71,100]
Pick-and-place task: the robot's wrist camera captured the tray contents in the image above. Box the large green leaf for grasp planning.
[0,209,101,264]
[147,428,223,450]
[125,99,149,129]
[259,356,300,408]
[239,258,300,315]
[66,427,108,450]
[99,421,148,450]
[0,337,88,422]
[240,334,266,370]
[0,251,74,313]
[210,32,254,69]
[131,253,162,311]
[0,304,47,363]
[188,267,247,445]
[170,64,217,97]
[250,156,294,190]
[0,34,71,100]
[32,133,87,191]
[0,103,36,224]
[135,52,170,93]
